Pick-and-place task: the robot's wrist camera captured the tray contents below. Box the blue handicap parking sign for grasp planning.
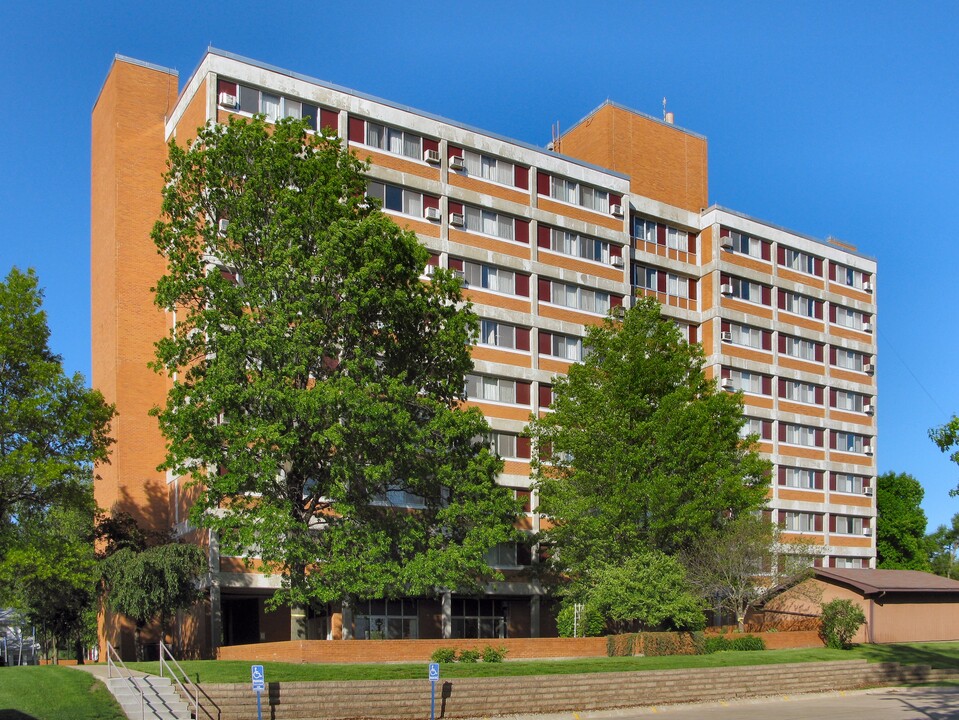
[251,664,265,691]
[428,662,440,681]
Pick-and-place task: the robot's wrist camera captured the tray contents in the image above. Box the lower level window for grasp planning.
[833,557,864,569]
[784,511,816,532]
[354,599,418,639]
[451,598,508,639]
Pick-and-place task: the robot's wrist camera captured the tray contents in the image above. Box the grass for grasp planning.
[121,641,959,684]
[0,666,126,720]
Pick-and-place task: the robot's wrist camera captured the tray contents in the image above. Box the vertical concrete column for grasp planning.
[530,595,541,638]
[441,591,452,639]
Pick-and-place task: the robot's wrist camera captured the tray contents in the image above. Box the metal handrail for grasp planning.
[159,640,217,720]
[106,641,145,720]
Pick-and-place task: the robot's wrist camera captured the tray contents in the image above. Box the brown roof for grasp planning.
[814,568,959,596]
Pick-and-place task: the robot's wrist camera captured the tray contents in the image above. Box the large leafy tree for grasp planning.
[0,268,114,552]
[151,116,518,611]
[926,513,959,579]
[876,471,929,570]
[931,416,959,494]
[528,296,770,583]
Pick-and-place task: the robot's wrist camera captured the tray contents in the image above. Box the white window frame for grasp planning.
[784,380,818,405]
[784,511,816,532]
[834,390,864,412]
[364,121,423,161]
[478,319,518,350]
[784,292,818,318]
[666,273,689,299]
[785,467,816,489]
[550,228,610,264]
[465,374,518,405]
[366,181,423,217]
[550,177,609,213]
[835,431,866,454]
[834,305,866,331]
[464,205,515,241]
[784,335,819,362]
[834,264,868,290]
[834,515,864,535]
[784,248,816,275]
[730,323,764,350]
[834,557,864,569]
[730,369,766,395]
[784,424,818,447]
[834,474,864,494]
[548,333,583,361]
[550,281,611,315]
[489,432,519,459]
[462,149,514,186]
[636,265,658,291]
[729,277,765,304]
[729,231,764,258]
[464,262,516,295]
[633,217,657,244]
[834,348,865,371]
[740,417,766,440]
[666,226,688,252]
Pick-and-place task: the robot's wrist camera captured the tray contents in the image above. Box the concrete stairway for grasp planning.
[108,674,194,720]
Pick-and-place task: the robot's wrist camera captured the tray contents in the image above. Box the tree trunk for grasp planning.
[134,623,144,662]
[75,634,85,665]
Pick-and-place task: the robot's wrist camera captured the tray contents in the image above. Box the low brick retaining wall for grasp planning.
[185,660,959,720]
[217,637,608,663]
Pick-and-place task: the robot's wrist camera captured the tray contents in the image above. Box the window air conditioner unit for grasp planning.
[621,295,632,310]
[863,486,874,496]
[449,155,466,171]
[863,444,874,456]
[720,377,734,390]
[218,92,237,108]
[721,331,733,342]
[449,212,465,227]
[862,322,873,333]
[862,527,873,537]
[720,283,734,296]
[423,264,436,276]
[721,236,734,250]
[610,204,624,218]
[424,149,441,164]
[217,219,229,235]
[864,402,874,415]
[863,362,875,374]
[863,281,873,293]
[452,269,466,285]
[423,206,441,221]
[610,255,625,268]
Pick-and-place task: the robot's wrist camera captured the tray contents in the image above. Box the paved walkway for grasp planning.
[67,662,149,679]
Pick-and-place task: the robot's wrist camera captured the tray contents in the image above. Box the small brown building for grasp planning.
[759,568,959,644]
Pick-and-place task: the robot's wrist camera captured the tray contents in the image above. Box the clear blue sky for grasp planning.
[2,1,957,530]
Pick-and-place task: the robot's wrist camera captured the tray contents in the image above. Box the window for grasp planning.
[550,281,611,315]
[729,369,769,395]
[782,291,821,318]
[464,262,515,294]
[666,273,690,299]
[740,417,771,440]
[633,217,657,243]
[464,205,514,241]
[550,229,610,263]
[784,423,820,447]
[833,389,865,413]
[354,599,418,640]
[728,230,765,258]
[784,511,816,532]
[784,467,817,489]
[833,305,868,331]
[489,432,517,459]
[782,380,819,405]
[235,84,323,129]
[366,181,422,216]
[724,276,768,304]
[834,474,864,494]
[465,374,516,404]
[666,226,688,252]
[833,347,869,372]
[834,431,868,454]
[479,320,518,350]
[364,122,422,160]
[834,515,864,535]
[462,149,514,186]
[451,598,507,639]
[484,542,519,568]
[550,333,583,361]
[371,485,426,508]
[782,335,820,362]
[832,263,870,290]
[728,323,766,350]
[551,177,609,213]
[635,265,658,290]
[783,248,817,275]
[833,557,864,569]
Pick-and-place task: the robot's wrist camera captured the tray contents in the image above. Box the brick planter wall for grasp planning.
[185,660,959,720]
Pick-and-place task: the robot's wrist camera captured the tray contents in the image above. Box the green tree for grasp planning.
[930,416,959,494]
[926,513,959,579]
[876,471,929,570]
[528,297,770,583]
[150,116,518,612]
[818,598,866,649]
[0,268,114,553]
[585,551,706,633]
[101,543,206,661]
[681,515,821,631]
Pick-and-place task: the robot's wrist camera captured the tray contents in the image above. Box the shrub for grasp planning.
[607,633,638,657]
[730,635,765,651]
[457,649,480,663]
[481,646,507,663]
[703,635,732,654]
[430,648,457,663]
[638,632,704,656]
[556,603,606,637]
[819,599,866,649]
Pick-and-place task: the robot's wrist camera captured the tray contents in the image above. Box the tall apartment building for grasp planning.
[92,49,877,657]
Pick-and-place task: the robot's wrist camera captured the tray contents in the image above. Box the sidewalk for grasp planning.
[67,662,149,679]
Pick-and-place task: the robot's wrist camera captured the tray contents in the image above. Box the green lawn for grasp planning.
[122,641,959,684]
[0,666,126,720]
